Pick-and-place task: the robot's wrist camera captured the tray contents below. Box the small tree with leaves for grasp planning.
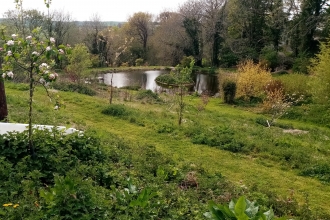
[175,59,194,125]
[66,43,92,83]
[0,26,70,157]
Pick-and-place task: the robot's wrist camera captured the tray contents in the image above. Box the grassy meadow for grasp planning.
[3,72,330,219]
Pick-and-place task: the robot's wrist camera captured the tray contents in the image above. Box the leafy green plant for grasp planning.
[101,104,130,117]
[66,44,92,83]
[52,81,96,96]
[136,89,161,102]
[135,58,144,66]
[204,196,286,220]
[300,162,330,182]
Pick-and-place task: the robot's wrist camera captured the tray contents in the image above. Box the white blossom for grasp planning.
[26,36,32,40]
[6,40,14,46]
[50,37,55,43]
[2,73,6,78]
[7,71,14,78]
[7,51,12,56]
[58,49,64,54]
[32,51,40,56]
[39,63,49,70]
[46,46,51,51]
[49,73,56,80]
[11,34,17,39]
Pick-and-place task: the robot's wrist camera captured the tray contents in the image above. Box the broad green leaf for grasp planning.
[235,196,247,216]
[245,199,259,217]
[206,201,229,220]
[264,208,275,220]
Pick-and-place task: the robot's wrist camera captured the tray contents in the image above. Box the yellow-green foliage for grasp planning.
[236,60,272,99]
[277,73,310,97]
[309,39,330,104]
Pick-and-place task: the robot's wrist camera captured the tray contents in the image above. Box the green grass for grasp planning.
[4,81,330,217]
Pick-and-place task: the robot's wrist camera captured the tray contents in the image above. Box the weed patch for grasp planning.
[52,82,96,96]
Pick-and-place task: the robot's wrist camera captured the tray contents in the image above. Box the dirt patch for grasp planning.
[283,129,309,135]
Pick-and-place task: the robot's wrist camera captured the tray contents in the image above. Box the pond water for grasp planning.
[102,70,218,95]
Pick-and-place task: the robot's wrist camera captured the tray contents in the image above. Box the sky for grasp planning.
[0,0,188,21]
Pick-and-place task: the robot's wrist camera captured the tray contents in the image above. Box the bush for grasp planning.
[292,53,311,74]
[300,162,330,182]
[155,74,177,85]
[101,104,130,117]
[309,39,330,105]
[277,73,311,99]
[186,125,246,153]
[236,60,272,101]
[262,80,285,116]
[180,56,195,68]
[259,46,279,71]
[218,47,239,67]
[52,82,96,96]
[136,89,161,102]
[135,58,144,66]
[222,80,237,104]
[157,123,175,133]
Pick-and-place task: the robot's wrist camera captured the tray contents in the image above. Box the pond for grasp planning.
[102,70,219,95]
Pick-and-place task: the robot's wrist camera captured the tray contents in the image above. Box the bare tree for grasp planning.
[126,12,153,60]
[83,13,107,66]
[201,0,227,66]
[151,11,188,66]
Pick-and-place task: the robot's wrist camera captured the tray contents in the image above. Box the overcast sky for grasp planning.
[0,0,187,21]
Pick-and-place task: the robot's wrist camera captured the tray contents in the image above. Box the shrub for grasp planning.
[236,60,272,101]
[300,162,330,182]
[218,47,239,67]
[157,123,175,133]
[180,56,195,68]
[136,89,161,102]
[155,74,177,85]
[292,53,310,74]
[277,73,311,100]
[309,39,330,105]
[120,62,129,67]
[255,117,269,127]
[222,80,237,104]
[259,46,279,71]
[262,80,285,114]
[101,104,129,117]
[52,82,96,96]
[135,58,144,66]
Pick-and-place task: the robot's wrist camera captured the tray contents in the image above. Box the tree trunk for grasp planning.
[0,80,8,122]
[109,74,113,104]
[28,71,35,159]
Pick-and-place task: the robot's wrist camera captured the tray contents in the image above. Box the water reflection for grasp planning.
[103,70,164,92]
[194,74,218,95]
[103,70,218,95]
